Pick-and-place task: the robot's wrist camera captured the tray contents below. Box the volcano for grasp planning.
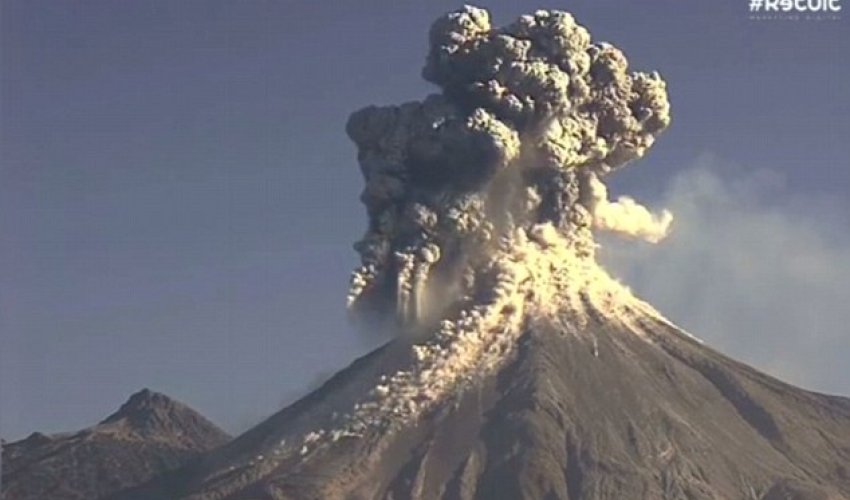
[112,307,850,500]
[9,313,850,499]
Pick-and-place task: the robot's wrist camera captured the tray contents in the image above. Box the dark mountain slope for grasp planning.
[1,389,230,500]
[121,317,850,500]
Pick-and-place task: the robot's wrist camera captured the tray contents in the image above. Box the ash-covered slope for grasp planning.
[123,316,850,500]
[1,389,230,500]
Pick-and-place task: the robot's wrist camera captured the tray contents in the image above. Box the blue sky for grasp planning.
[2,1,848,440]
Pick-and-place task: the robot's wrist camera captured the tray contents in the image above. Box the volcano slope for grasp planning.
[119,313,850,500]
[1,389,230,500]
[116,5,849,500]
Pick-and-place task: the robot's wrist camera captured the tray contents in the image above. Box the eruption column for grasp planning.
[346,6,673,331]
[205,8,684,485]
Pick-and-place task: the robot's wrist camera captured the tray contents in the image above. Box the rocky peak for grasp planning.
[94,388,226,449]
[1,389,231,500]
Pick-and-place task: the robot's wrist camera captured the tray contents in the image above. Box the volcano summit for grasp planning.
[5,6,849,500]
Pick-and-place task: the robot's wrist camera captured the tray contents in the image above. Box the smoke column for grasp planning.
[347,6,672,330]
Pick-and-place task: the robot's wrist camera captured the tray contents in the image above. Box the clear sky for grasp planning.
[2,1,848,441]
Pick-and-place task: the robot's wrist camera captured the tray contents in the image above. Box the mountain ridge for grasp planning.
[114,315,850,500]
[1,389,230,500]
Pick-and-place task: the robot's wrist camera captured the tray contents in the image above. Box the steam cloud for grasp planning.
[346,6,672,328]
[586,173,673,243]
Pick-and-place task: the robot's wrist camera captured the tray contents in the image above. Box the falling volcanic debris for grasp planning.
[340,5,679,436]
[346,6,673,327]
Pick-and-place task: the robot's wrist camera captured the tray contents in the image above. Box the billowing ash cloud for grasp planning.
[346,6,672,328]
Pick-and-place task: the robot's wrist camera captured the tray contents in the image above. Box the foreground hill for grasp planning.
[1,389,230,500]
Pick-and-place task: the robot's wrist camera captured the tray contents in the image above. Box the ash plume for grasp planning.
[346,6,672,328]
[180,9,689,492]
